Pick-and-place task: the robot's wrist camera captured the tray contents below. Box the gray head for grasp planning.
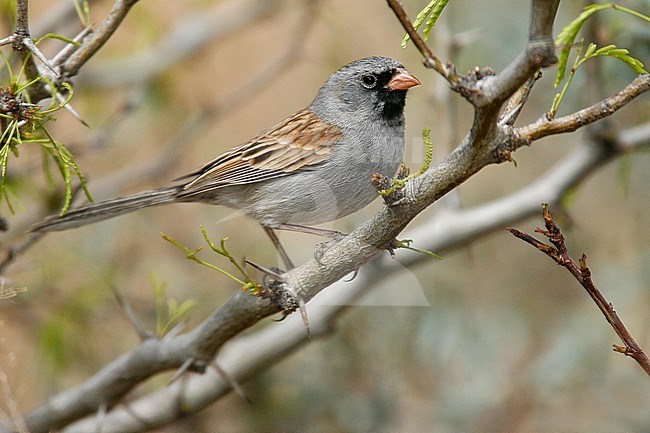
[309,56,420,127]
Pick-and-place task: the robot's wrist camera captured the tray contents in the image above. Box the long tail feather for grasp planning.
[32,186,180,232]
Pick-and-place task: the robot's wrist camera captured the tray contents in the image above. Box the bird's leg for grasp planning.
[273,223,346,240]
[273,223,348,265]
[262,223,348,336]
[263,226,295,270]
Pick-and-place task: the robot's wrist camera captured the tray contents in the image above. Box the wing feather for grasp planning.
[177,109,341,198]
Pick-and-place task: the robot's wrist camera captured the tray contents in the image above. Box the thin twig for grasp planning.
[385,0,459,86]
[507,204,650,376]
[167,358,196,386]
[21,37,58,76]
[111,286,151,341]
[499,74,540,126]
[51,26,95,67]
[210,362,252,404]
[0,35,15,47]
[95,402,107,433]
[60,0,140,78]
[0,231,45,274]
[14,0,29,39]
[518,74,650,142]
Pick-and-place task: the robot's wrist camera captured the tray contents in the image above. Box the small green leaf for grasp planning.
[41,82,74,115]
[555,3,650,86]
[393,238,441,260]
[152,275,195,337]
[401,0,450,48]
[38,125,91,214]
[587,44,648,74]
[605,52,647,74]
[73,0,91,26]
[554,4,610,86]
[583,42,598,59]
[422,0,449,41]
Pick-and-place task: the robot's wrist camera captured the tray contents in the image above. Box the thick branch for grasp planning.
[49,122,650,432]
[486,0,559,107]
[12,96,649,433]
[4,2,649,432]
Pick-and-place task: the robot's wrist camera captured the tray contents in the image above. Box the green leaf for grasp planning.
[599,48,647,74]
[41,82,75,114]
[38,125,91,214]
[555,3,650,86]
[554,4,610,86]
[168,299,196,325]
[401,0,450,48]
[583,42,598,59]
[73,0,91,26]
[422,0,449,41]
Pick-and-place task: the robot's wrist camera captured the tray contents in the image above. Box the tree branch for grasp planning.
[10,0,49,99]
[507,205,650,376]
[45,120,650,431]
[517,74,650,143]
[12,92,649,433]
[3,1,649,431]
[488,0,559,107]
[59,0,140,79]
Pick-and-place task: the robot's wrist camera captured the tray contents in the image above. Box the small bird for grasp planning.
[34,57,420,265]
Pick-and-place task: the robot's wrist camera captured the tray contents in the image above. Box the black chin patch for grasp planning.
[378,89,407,123]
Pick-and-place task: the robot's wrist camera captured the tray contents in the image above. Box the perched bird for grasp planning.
[34,56,420,264]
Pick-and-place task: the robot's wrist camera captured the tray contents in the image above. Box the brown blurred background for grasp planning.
[1,0,649,431]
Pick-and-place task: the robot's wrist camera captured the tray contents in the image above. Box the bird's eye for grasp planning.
[360,74,377,89]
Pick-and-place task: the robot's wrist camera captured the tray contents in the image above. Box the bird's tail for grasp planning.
[32,186,180,232]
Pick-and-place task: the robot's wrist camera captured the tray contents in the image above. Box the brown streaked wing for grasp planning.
[177,109,341,198]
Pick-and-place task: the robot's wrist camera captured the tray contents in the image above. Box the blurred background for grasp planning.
[0,0,649,431]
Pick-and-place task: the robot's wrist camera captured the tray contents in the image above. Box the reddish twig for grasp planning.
[506,204,650,376]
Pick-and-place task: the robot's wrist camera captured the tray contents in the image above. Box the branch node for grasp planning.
[527,39,558,68]
[372,172,406,206]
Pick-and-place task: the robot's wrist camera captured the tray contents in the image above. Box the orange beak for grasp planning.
[385,67,421,91]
